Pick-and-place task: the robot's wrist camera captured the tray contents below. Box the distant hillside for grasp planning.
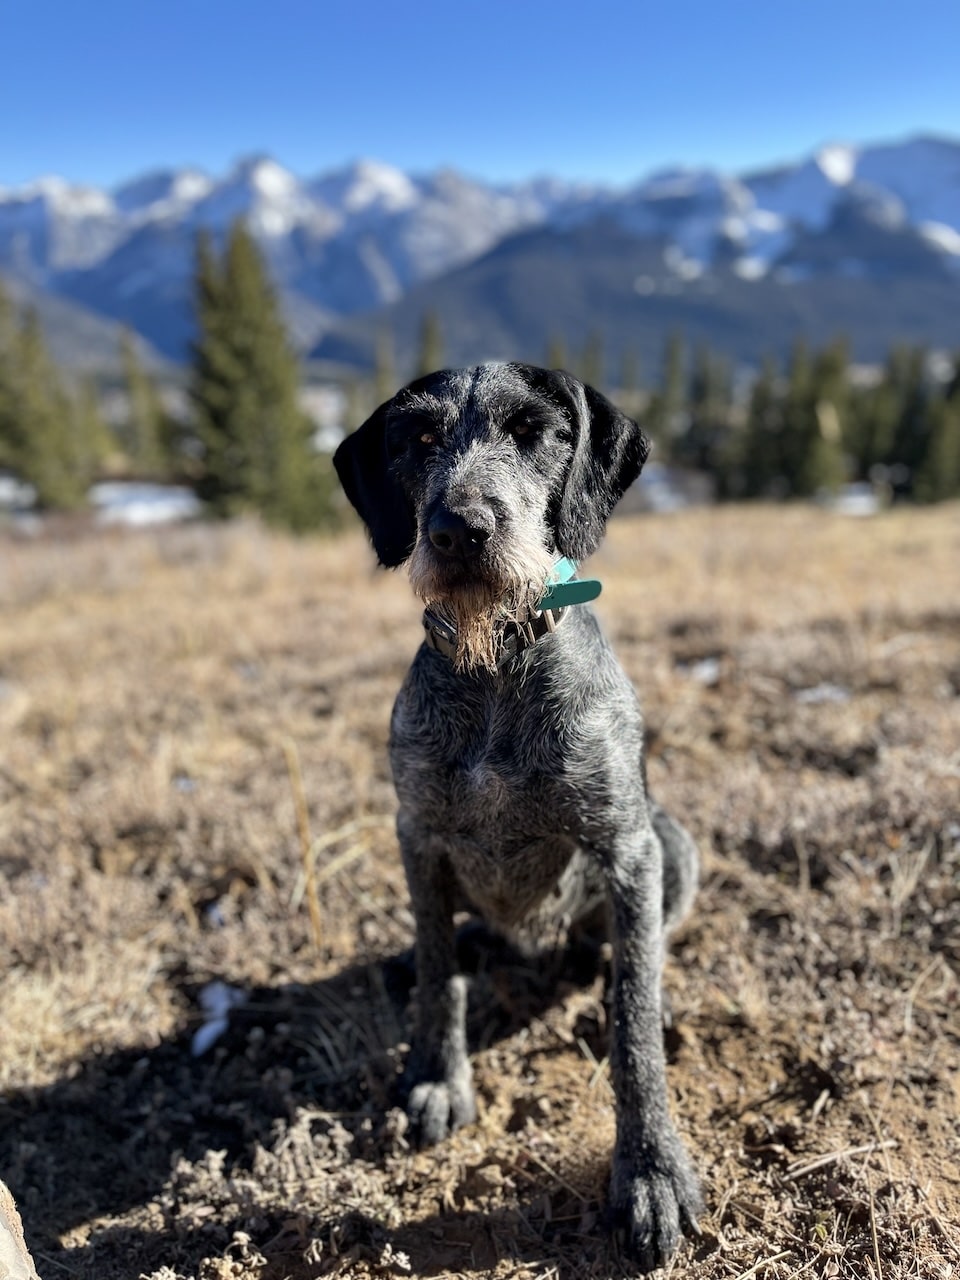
[311,215,960,374]
[0,273,169,376]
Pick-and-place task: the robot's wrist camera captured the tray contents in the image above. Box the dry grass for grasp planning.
[0,504,958,1280]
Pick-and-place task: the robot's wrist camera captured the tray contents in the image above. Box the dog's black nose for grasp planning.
[428,508,494,558]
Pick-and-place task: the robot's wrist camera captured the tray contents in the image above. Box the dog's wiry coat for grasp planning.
[334,363,703,1271]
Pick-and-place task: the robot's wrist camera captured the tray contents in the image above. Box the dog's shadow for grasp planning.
[0,928,672,1278]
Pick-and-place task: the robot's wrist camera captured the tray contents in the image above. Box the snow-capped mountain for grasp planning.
[1,135,958,366]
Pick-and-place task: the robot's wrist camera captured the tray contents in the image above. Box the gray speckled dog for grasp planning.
[334,363,703,1270]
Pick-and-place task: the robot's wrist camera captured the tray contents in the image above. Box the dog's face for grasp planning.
[334,363,650,668]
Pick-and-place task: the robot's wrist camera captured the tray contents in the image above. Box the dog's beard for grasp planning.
[408,536,554,672]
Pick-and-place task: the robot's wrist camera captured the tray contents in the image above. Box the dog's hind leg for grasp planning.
[649,801,699,935]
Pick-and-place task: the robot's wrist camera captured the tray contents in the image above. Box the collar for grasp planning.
[422,557,602,669]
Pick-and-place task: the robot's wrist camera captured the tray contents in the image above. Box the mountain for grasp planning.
[311,216,960,374]
[0,271,169,375]
[1,135,958,370]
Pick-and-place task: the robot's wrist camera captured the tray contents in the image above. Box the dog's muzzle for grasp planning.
[426,506,495,561]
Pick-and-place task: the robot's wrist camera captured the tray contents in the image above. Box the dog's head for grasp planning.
[334,363,650,668]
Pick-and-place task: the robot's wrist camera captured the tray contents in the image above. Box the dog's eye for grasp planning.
[419,431,437,446]
[507,417,536,439]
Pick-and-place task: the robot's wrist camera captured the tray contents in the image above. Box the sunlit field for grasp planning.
[0,504,957,1279]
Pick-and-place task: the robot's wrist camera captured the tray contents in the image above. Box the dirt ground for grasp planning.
[0,505,957,1280]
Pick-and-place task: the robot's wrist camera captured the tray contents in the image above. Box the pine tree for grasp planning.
[799,339,848,495]
[545,335,569,371]
[0,309,102,509]
[190,222,324,531]
[741,357,785,497]
[0,283,16,471]
[414,311,444,379]
[119,329,175,478]
[619,348,641,397]
[914,397,960,502]
[946,353,960,404]
[374,329,397,404]
[579,331,605,389]
[847,374,899,480]
[888,346,931,485]
[682,345,733,477]
[644,333,686,455]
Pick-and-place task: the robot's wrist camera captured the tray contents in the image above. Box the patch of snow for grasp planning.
[919,220,960,255]
[663,244,703,280]
[678,656,722,685]
[191,981,246,1057]
[794,683,852,704]
[0,474,37,509]
[856,136,960,233]
[744,155,847,231]
[733,256,767,280]
[820,482,881,517]
[90,482,203,526]
[816,144,858,186]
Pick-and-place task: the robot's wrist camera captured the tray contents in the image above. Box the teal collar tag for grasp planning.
[536,556,602,611]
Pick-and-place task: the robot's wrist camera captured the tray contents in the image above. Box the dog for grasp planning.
[334,363,703,1270]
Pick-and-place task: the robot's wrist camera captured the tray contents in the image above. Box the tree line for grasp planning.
[545,331,960,503]
[1,226,959,531]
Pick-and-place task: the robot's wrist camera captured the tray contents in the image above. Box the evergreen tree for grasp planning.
[545,335,569,371]
[414,311,444,379]
[800,339,848,495]
[888,346,931,485]
[0,309,103,509]
[614,347,644,421]
[681,345,733,478]
[847,373,899,480]
[741,357,785,497]
[946,353,960,404]
[190,223,324,531]
[0,283,16,471]
[119,329,176,477]
[579,331,605,389]
[644,333,686,455]
[374,329,397,404]
[914,397,960,502]
[619,348,641,397]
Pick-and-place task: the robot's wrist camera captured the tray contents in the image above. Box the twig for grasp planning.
[282,736,322,952]
[520,1149,588,1203]
[783,1139,897,1182]
[903,954,948,1035]
[314,839,373,887]
[866,1168,883,1280]
[731,1249,792,1279]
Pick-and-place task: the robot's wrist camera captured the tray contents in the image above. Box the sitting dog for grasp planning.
[334,363,702,1270]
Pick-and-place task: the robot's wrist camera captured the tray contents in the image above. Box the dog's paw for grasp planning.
[406,1077,477,1146]
[609,1145,703,1273]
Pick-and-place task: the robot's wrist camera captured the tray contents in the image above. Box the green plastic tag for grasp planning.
[537,556,602,610]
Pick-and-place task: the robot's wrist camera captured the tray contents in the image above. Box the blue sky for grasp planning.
[2,0,958,189]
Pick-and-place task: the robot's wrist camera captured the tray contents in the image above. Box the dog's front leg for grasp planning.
[602,828,703,1271]
[398,815,477,1145]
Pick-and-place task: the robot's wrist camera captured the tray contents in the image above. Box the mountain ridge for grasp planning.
[2,134,958,370]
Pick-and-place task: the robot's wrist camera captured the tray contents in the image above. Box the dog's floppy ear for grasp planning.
[333,400,416,567]
[521,367,650,561]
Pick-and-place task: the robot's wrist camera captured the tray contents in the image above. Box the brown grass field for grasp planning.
[0,504,957,1280]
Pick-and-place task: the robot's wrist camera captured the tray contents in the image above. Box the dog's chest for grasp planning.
[392,690,589,922]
